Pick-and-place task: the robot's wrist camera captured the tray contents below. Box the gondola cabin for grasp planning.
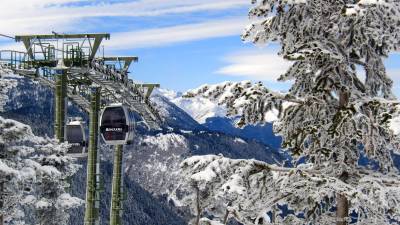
[100,104,135,145]
[65,119,87,158]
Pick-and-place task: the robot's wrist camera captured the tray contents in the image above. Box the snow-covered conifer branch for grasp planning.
[0,116,83,224]
[184,81,305,127]
[174,155,400,225]
[178,0,400,224]
[0,74,18,112]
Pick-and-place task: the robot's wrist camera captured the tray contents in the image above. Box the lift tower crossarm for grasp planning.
[137,83,160,100]
[15,33,110,40]
[102,56,138,72]
[15,33,110,61]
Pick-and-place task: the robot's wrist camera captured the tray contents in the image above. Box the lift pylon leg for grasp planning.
[84,87,101,225]
[110,145,124,225]
[0,181,4,225]
[54,70,67,141]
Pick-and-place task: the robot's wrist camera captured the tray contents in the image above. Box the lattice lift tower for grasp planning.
[0,33,162,225]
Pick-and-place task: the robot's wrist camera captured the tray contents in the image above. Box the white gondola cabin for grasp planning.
[100,103,135,145]
[65,119,87,158]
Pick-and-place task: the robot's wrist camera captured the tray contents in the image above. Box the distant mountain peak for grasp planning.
[155,88,226,124]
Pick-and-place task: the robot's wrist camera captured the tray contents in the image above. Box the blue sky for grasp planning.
[0,0,399,94]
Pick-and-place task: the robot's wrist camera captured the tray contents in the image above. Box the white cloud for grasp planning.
[356,67,400,91]
[0,0,249,34]
[0,43,26,52]
[387,69,400,80]
[105,17,248,49]
[216,53,400,90]
[0,0,251,52]
[216,50,293,81]
[387,69,400,95]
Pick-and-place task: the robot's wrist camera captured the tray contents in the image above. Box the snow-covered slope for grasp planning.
[156,89,226,124]
[125,130,283,196]
[1,77,284,224]
[156,88,283,149]
[150,92,201,131]
[156,87,280,125]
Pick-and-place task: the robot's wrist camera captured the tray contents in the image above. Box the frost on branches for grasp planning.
[175,0,400,224]
[0,70,18,112]
[0,116,83,225]
[175,155,400,225]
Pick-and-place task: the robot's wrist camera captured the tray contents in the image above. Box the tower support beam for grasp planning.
[84,87,101,225]
[54,70,67,141]
[0,181,4,225]
[110,145,124,225]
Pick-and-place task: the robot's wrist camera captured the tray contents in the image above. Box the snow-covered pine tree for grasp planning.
[174,0,400,224]
[0,115,83,225]
[0,69,18,113]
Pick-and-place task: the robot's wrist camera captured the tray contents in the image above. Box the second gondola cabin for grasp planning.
[65,119,87,158]
[100,103,135,145]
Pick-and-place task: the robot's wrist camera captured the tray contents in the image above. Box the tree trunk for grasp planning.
[271,205,276,223]
[223,209,229,225]
[337,89,350,225]
[0,181,3,225]
[336,194,349,225]
[195,187,201,225]
[339,92,349,109]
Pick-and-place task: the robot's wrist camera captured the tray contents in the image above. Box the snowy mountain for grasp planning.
[156,88,226,124]
[159,86,400,150]
[156,88,282,149]
[111,89,285,199]
[0,76,284,225]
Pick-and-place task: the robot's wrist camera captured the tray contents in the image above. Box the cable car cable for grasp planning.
[0,34,15,40]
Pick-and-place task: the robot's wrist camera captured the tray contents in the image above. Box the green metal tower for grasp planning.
[0,181,4,225]
[54,66,67,141]
[84,87,101,225]
[0,33,163,225]
[110,145,124,225]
